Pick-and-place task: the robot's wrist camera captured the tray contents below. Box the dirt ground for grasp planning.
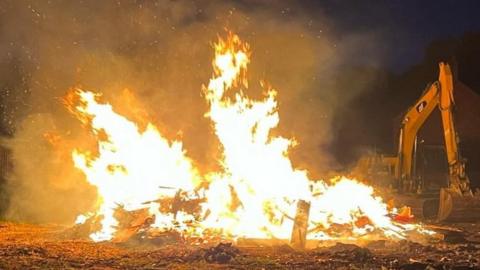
[0,222,479,269]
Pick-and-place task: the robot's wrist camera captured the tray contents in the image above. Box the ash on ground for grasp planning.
[1,222,480,269]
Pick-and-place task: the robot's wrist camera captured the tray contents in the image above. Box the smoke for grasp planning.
[0,0,386,223]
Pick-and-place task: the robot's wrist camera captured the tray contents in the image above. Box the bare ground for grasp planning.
[0,222,479,269]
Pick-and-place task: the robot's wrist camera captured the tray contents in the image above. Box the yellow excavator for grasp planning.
[353,62,480,222]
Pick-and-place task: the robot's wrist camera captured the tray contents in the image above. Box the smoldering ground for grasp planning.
[0,0,387,224]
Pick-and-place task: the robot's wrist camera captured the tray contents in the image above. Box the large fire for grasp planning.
[67,32,432,243]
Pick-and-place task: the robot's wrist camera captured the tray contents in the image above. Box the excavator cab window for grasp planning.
[417,143,449,192]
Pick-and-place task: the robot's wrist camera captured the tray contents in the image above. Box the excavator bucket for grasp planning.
[437,188,480,222]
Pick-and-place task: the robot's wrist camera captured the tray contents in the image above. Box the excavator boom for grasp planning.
[396,79,440,190]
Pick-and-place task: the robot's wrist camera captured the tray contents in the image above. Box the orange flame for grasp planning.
[70,89,199,241]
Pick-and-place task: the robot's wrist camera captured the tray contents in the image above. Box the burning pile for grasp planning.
[65,32,432,244]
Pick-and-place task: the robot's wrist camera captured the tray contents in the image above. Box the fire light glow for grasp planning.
[68,32,432,242]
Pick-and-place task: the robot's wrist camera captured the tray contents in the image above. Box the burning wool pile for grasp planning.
[63,32,433,247]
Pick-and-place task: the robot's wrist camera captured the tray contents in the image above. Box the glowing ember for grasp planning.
[69,32,433,243]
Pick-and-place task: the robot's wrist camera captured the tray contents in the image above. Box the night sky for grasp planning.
[299,0,480,71]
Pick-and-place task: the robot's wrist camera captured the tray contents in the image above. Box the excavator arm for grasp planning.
[438,63,471,195]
